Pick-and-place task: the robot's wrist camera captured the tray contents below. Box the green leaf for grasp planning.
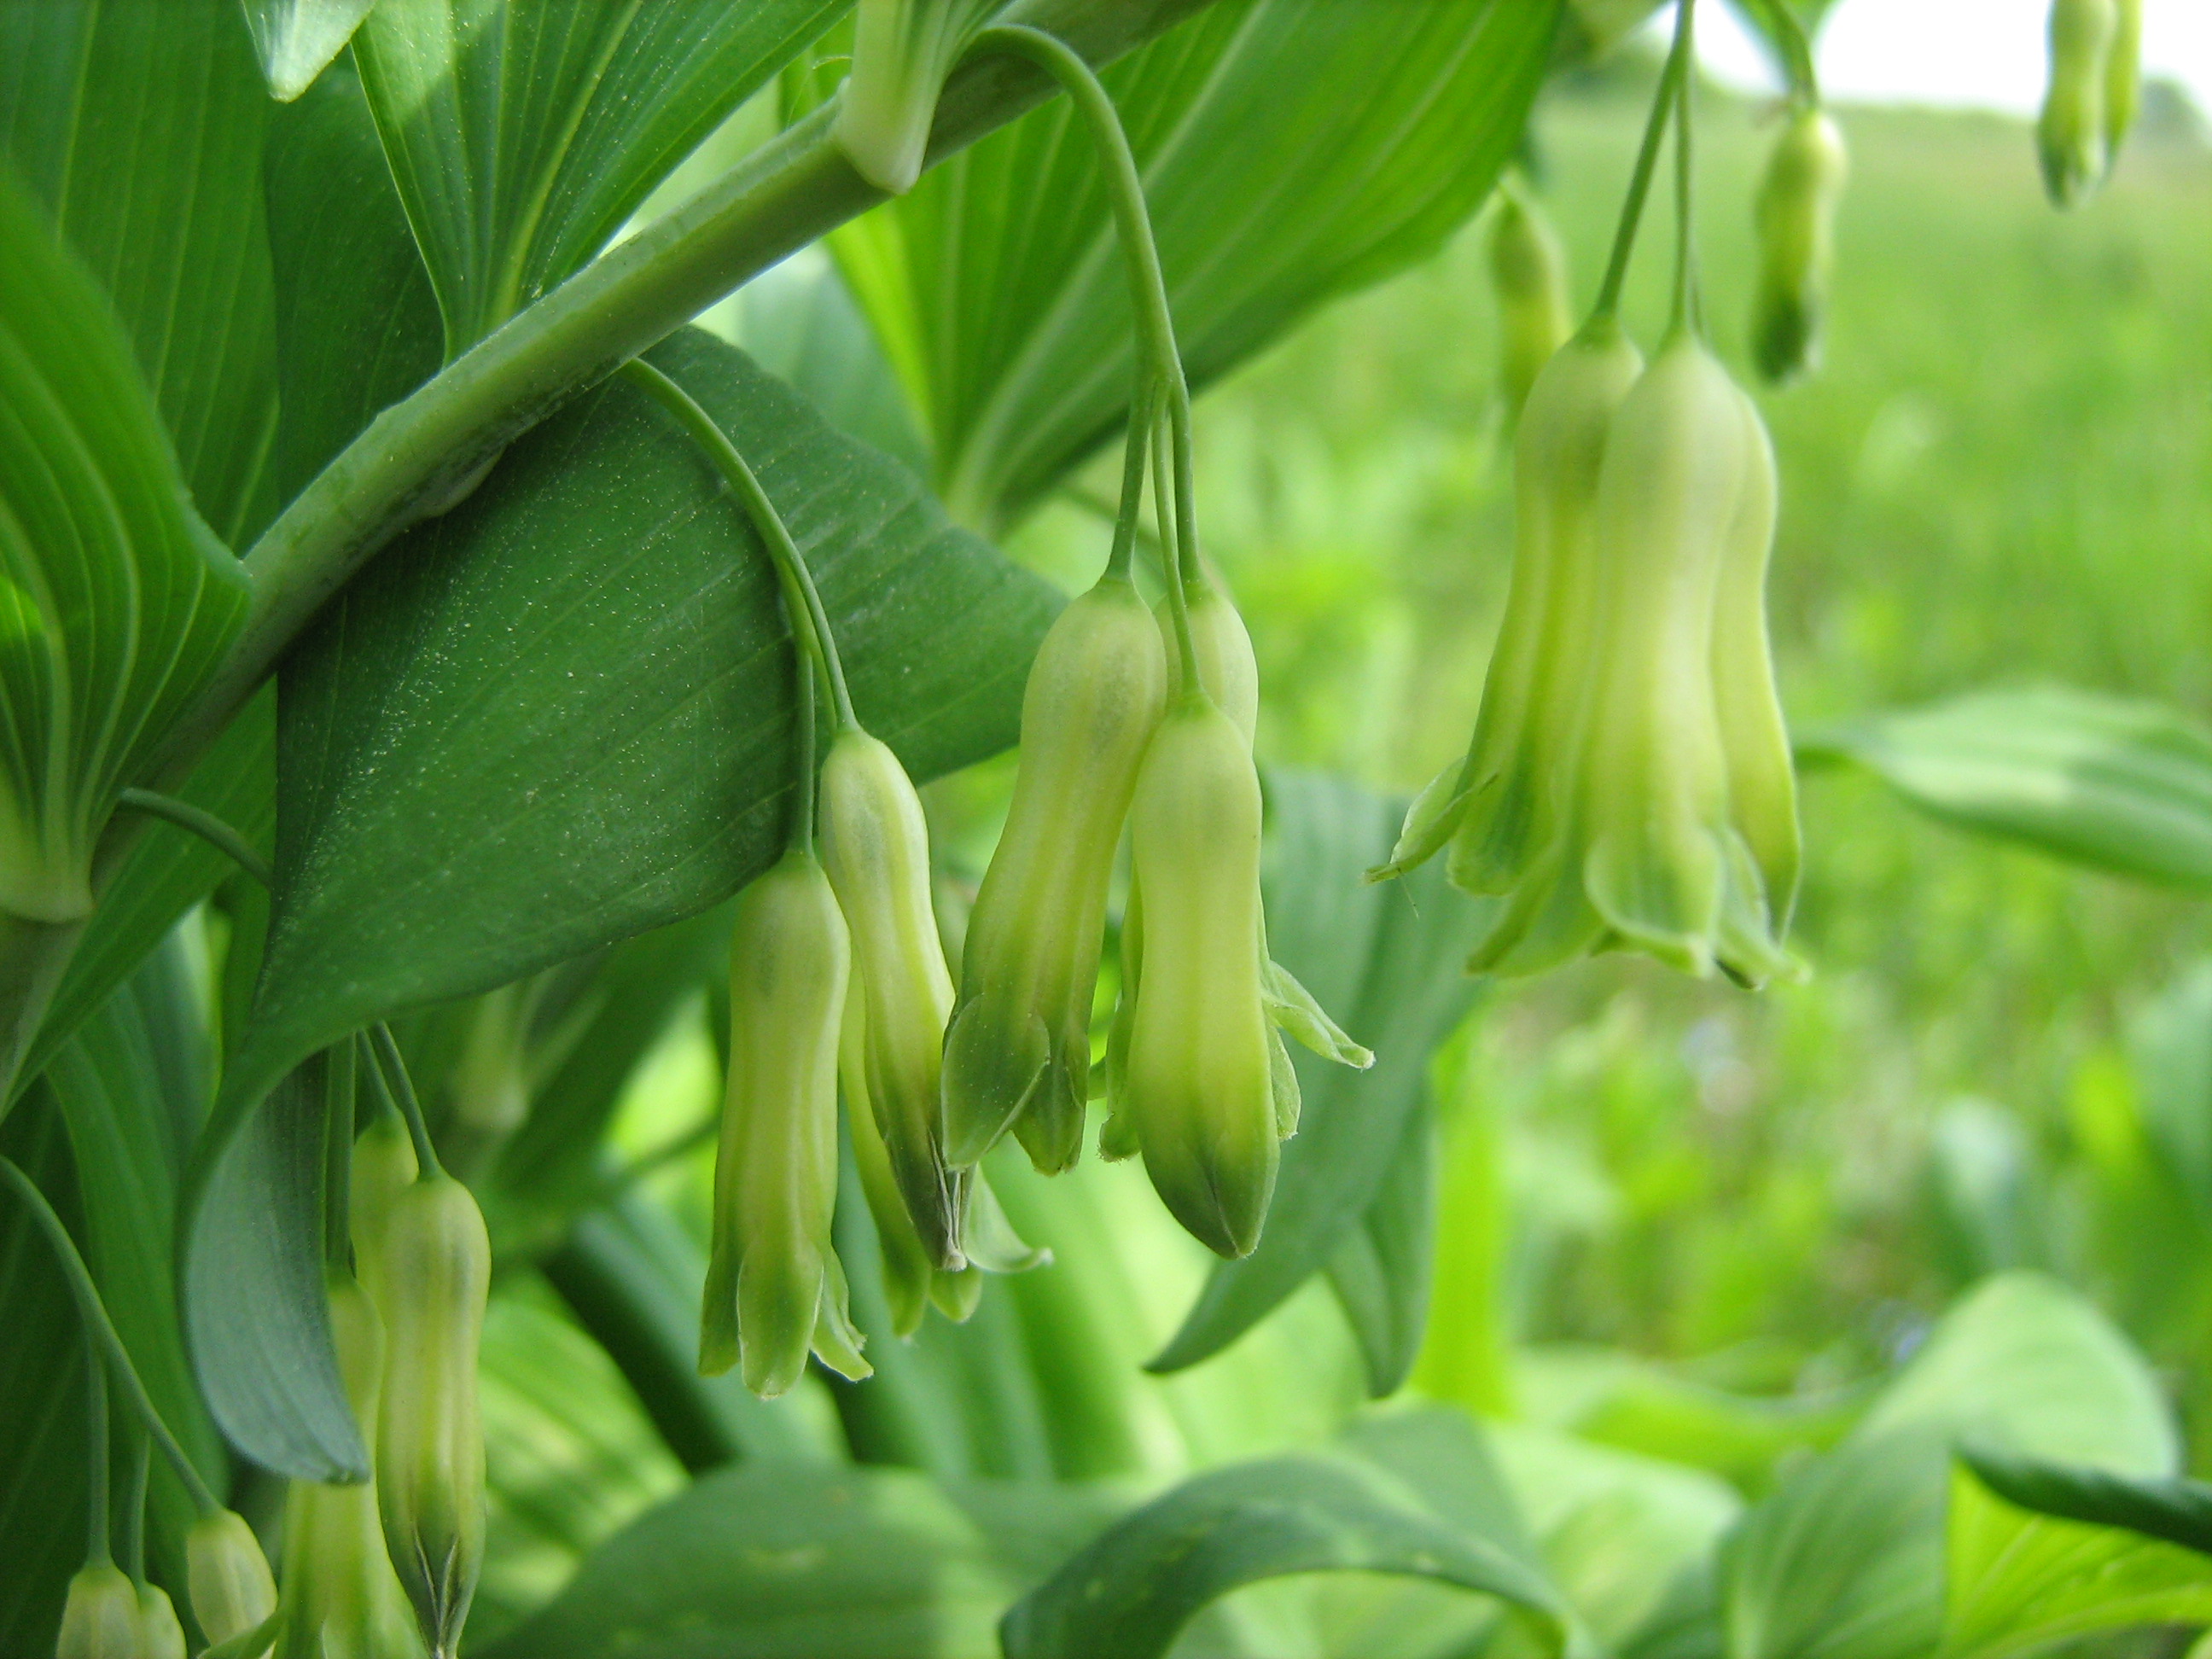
[1721,1273,2178,1659]
[1797,687,2212,891]
[183,1047,362,1481]
[1149,771,1498,1386]
[475,1459,1121,1659]
[239,0,378,101]
[2129,960,2212,1220]
[0,1091,95,1655]
[15,693,273,1103]
[1324,1100,1435,1398]
[999,1452,1577,1659]
[1941,1458,2212,1659]
[1955,1443,2212,1563]
[353,0,847,355]
[0,166,251,928]
[0,0,280,546]
[263,55,444,509]
[821,0,1562,527]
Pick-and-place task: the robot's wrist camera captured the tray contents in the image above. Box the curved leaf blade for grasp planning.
[1000,1452,1577,1659]
[354,0,848,354]
[1797,687,2212,891]
[0,167,250,931]
[0,0,279,547]
[476,1459,1121,1659]
[826,0,1562,527]
[1149,771,1497,1382]
[1955,1444,2212,1561]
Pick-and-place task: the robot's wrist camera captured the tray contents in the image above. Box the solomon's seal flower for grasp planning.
[371,1176,490,1659]
[56,1564,140,1659]
[940,574,1166,1173]
[1121,691,1278,1258]
[821,729,962,1266]
[133,1586,184,1659]
[701,849,870,1397]
[1751,107,1848,384]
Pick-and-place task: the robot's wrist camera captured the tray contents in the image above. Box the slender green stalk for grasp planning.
[791,647,820,857]
[368,1023,444,1179]
[324,1039,357,1273]
[1670,0,1702,334]
[1105,378,1158,584]
[620,358,858,731]
[970,23,1202,687]
[119,1429,150,1581]
[114,789,272,888]
[1592,0,1696,321]
[84,1330,111,1565]
[0,1157,222,1517]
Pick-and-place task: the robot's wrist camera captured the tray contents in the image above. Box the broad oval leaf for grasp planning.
[1942,1457,2212,1659]
[1721,1272,2177,1659]
[475,1458,1121,1659]
[0,0,279,547]
[1148,771,1498,1386]
[240,0,378,101]
[1797,687,2212,891]
[190,327,1057,1477]
[353,0,848,355]
[0,169,250,930]
[819,0,1562,527]
[999,1451,1578,1659]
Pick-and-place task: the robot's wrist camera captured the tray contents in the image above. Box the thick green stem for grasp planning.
[620,358,857,731]
[0,1157,222,1517]
[1592,0,1695,322]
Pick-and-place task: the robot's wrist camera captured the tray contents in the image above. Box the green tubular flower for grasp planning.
[1576,333,1755,977]
[184,1509,276,1650]
[843,986,968,1337]
[56,1564,140,1659]
[940,576,1167,1173]
[2039,0,2117,206]
[1750,107,1848,385]
[1124,696,1276,1258]
[835,0,1005,195]
[282,1274,423,1659]
[372,1175,489,1659]
[133,1586,183,1659]
[1371,321,1643,894]
[1487,185,1574,421]
[701,850,870,1397]
[348,1104,417,1314]
[1711,381,1802,975]
[821,730,961,1267]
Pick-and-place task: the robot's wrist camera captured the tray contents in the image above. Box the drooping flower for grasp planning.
[1750,107,1848,384]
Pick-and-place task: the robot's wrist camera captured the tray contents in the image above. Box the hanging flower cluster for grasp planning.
[2037,0,2142,207]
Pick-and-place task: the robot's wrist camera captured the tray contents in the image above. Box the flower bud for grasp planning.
[1750,108,1848,384]
[835,0,1004,194]
[821,730,960,1266]
[941,577,1167,1173]
[133,1586,183,1659]
[282,1275,423,1659]
[701,851,870,1396]
[184,1509,276,1650]
[843,985,969,1338]
[1487,186,1574,420]
[439,981,533,1180]
[372,1174,489,1659]
[56,1564,140,1659]
[2038,0,2117,207]
[1123,698,1277,1258]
